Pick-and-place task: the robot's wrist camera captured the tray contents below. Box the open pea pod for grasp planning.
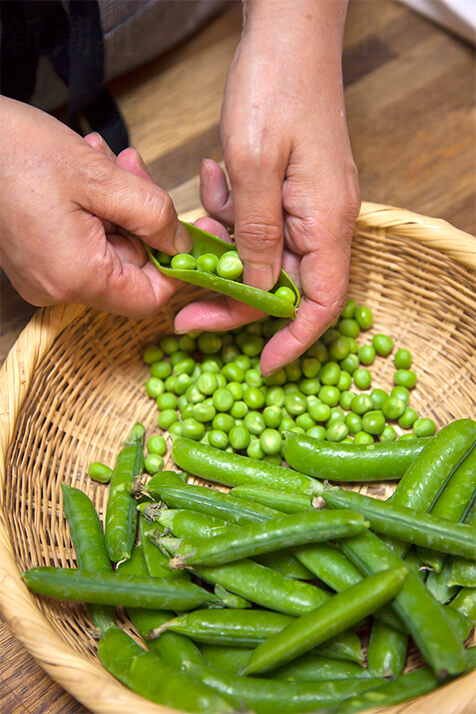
[147,222,301,319]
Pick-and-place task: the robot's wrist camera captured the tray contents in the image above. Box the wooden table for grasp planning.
[0,2,474,711]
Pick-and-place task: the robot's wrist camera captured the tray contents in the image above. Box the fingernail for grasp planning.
[175,222,192,254]
[243,262,275,291]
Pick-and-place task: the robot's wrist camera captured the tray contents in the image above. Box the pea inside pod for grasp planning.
[147,222,300,319]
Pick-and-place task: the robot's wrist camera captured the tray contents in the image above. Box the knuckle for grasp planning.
[143,188,176,231]
[237,218,282,254]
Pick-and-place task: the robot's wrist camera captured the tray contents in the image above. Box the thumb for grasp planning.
[77,147,190,255]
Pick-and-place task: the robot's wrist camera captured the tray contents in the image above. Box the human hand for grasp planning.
[175,0,360,375]
[0,97,191,317]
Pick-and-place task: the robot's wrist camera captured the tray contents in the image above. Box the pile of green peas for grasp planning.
[141,298,436,473]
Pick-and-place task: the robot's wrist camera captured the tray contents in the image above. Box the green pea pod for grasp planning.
[254,550,314,580]
[283,431,430,481]
[153,609,363,663]
[147,221,300,318]
[333,648,476,714]
[271,653,373,682]
[168,510,368,569]
[22,567,223,610]
[105,423,145,562]
[97,626,233,713]
[61,483,114,632]
[172,436,321,496]
[242,567,407,676]
[366,619,408,678]
[449,497,476,588]
[231,485,314,513]
[118,545,204,668]
[183,661,383,714]
[426,558,458,604]
[320,485,476,560]
[418,445,476,572]
[449,587,476,622]
[139,513,190,581]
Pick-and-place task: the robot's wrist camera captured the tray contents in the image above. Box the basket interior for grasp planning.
[3,227,476,706]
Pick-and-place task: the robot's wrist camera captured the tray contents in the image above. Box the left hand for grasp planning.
[175,0,360,375]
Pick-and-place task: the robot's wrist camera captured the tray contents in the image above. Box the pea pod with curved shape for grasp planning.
[148,222,300,318]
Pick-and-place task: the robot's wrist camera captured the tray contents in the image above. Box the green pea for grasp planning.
[271,286,295,304]
[322,328,340,345]
[353,368,372,390]
[413,418,437,437]
[226,382,242,401]
[390,386,410,405]
[217,251,244,280]
[234,354,251,371]
[208,430,229,449]
[177,395,188,412]
[306,341,329,363]
[394,348,412,369]
[202,358,222,373]
[347,337,359,354]
[283,383,300,395]
[212,413,235,433]
[192,403,216,423]
[178,335,196,353]
[279,418,295,433]
[299,378,320,396]
[198,372,218,396]
[362,410,386,435]
[320,362,341,386]
[144,454,164,474]
[150,360,171,380]
[198,333,222,355]
[338,319,360,339]
[358,345,376,365]
[222,363,245,383]
[146,377,165,399]
[265,386,285,408]
[372,334,394,356]
[398,407,419,429]
[339,390,355,411]
[327,407,346,425]
[247,439,264,459]
[147,435,167,456]
[345,412,362,434]
[341,298,357,318]
[355,305,374,329]
[258,428,282,455]
[318,386,340,407]
[173,358,195,376]
[306,425,326,440]
[212,388,235,412]
[340,354,360,374]
[394,369,417,389]
[157,250,171,265]
[164,375,177,392]
[337,371,352,392]
[170,253,196,270]
[244,411,266,435]
[170,351,188,367]
[185,385,205,405]
[284,392,308,416]
[399,433,417,440]
[180,404,195,420]
[142,344,164,364]
[306,395,319,407]
[301,358,321,379]
[326,422,349,442]
[330,336,351,361]
[221,344,240,364]
[174,373,193,395]
[229,425,251,451]
[263,454,282,465]
[351,393,373,415]
[284,361,302,382]
[308,402,331,422]
[295,413,315,431]
[231,400,248,419]
[379,425,397,442]
[88,462,113,484]
[160,336,179,355]
[157,409,179,430]
[354,430,374,444]
[196,252,219,273]
[382,396,406,421]
[263,406,282,429]
[243,387,265,410]
[263,368,286,386]
[370,388,388,410]
[241,335,264,357]
[245,369,263,388]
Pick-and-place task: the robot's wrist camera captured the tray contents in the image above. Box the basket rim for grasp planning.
[0,201,475,714]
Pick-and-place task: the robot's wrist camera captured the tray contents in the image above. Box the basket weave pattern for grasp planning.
[0,202,475,713]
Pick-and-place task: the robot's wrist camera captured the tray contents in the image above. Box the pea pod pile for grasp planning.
[20,302,476,713]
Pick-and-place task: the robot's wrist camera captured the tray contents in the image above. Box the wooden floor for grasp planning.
[0,1,474,711]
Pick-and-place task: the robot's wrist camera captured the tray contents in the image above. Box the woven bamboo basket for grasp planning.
[0,200,475,714]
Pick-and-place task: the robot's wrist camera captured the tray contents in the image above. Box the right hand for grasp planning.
[0,97,192,317]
